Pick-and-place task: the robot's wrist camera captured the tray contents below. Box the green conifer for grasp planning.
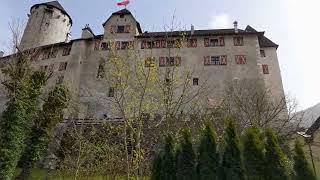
[151,151,163,180]
[162,134,177,180]
[221,117,245,180]
[198,121,219,180]
[242,127,265,180]
[293,140,316,180]
[176,129,196,180]
[265,129,290,180]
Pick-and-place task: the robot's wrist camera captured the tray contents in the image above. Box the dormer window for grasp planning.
[117,26,125,33]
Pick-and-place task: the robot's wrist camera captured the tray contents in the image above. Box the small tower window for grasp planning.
[117,26,125,33]
[120,14,124,18]
[260,50,266,57]
[193,78,199,86]
[108,87,115,97]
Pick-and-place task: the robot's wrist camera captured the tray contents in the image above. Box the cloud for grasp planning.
[208,13,231,29]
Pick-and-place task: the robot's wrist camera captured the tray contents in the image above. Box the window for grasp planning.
[193,78,199,86]
[187,39,197,48]
[204,55,227,66]
[31,51,40,61]
[159,56,181,67]
[262,64,269,74]
[42,52,49,60]
[48,64,54,73]
[97,63,105,78]
[210,39,219,47]
[260,50,266,57]
[211,56,220,65]
[168,57,175,66]
[101,42,109,50]
[167,40,175,48]
[108,87,115,97]
[145,57,155,67]
[234,37,244,46]
[62,46,71,56]
[235,55,247,64]
[204,37,224,47]
[120,14,124,18]
[58,62,68,71]
[57,76,64,84]
[117,25,125,33]
[50,49,58,58]
[121,41,129,50]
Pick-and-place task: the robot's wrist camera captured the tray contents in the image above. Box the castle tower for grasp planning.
[19,1,72,50]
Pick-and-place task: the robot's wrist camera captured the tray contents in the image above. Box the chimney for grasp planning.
[0,51,4,58]
[233,21,238,33]
[191,24,195,35]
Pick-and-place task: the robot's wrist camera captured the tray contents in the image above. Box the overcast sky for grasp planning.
[0,0,319,110]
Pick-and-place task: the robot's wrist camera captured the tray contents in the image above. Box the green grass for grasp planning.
[14,168,149,180]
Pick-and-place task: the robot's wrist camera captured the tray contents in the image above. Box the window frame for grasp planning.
[233,36,244,46]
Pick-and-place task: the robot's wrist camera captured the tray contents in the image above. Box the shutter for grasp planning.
[204,56,210,65]
[116,41,121,50]
[235,55,240,64]
[204,38,209,47]
[187,39,191,47]
[193,39,197,47]
[262,64,269,74]
[161,40,166,48]
[159,57,166,67]
[220,55,227,65]
[110,25,116,33]
[141,41,146,49]
[175,56,181,66]
[125,25,131,33]
[241,55,246,64]
[48,64,54,72]
[219,37,225,46]
[156,40,160,48]
[129,41,134,48]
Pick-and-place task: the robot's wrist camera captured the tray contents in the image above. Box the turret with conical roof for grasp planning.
[19,1,72,50]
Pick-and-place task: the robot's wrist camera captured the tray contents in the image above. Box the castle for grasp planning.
[0,1,285,119]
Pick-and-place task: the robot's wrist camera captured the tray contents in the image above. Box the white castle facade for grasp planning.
[0,1,285,120]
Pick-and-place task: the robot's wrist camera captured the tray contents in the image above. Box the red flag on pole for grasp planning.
[117,0,130,6]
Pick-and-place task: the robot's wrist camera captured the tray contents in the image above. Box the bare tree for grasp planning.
[220,78,303,139]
